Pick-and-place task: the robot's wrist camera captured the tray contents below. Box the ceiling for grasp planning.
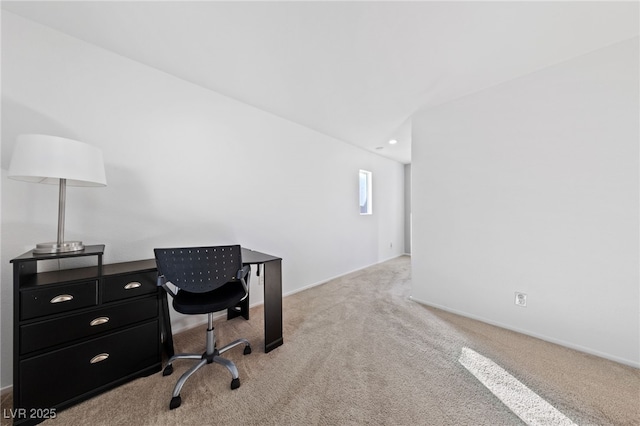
[2,1,638,164]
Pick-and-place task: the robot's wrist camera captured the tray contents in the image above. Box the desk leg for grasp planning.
[264,259,283,353]
[159,290,175,358]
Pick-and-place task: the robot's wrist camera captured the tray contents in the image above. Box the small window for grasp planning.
[359,170,372,215]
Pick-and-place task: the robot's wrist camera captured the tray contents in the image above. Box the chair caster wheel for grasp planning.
[163,364,174,376]
[231,378,241,389]
[169,395,181,410]
[244,345,252,355]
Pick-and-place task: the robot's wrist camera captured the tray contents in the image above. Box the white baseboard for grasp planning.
[172,255,408,334]
[1,384,12,397]
[282,254,408,299]
[171,255,408,335]
[409,296,640,369]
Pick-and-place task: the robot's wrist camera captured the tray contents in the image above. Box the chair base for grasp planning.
[162,314,251,409]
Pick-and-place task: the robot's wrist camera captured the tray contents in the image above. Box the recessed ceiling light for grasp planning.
[389,139,398,145]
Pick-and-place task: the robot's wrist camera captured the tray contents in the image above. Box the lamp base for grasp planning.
[34,241,85,254]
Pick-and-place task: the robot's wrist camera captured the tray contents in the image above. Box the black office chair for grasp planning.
[154,245,252,410]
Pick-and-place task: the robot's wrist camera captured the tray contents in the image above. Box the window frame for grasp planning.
[359,169,373,215]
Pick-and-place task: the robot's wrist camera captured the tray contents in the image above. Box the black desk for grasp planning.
[160,247,284,354]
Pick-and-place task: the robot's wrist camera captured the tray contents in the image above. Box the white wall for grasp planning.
[411,38,639,367]
[0,12,405,388]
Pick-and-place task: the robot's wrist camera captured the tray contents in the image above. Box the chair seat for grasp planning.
[173,281,246,315]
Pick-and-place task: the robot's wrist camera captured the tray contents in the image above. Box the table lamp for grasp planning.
[8,134,107,254]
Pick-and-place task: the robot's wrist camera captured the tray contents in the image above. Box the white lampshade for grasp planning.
[9,134,107,186]
[8,134,107,254]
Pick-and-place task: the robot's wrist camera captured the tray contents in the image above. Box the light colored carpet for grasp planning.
[2,255,638,425]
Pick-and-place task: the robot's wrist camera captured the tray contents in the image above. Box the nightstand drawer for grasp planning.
[19,320,160,411]
[20,296,158,355]
[21,281,98,320]
[103,272,156,302]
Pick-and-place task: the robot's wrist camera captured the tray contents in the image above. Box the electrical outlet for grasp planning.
[514,292,527,307]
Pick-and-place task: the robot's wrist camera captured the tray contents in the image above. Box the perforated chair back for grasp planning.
[154,245,243,293]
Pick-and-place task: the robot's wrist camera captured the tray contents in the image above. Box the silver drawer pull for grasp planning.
[90,317,110,326]
[50,294,73,304]
[90,353,109,364]
[124,282,141,290]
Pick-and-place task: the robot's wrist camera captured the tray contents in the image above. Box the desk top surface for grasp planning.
[11,245,105,263]
[12,246,278,263]
[240,248,282,264]
[13,247,279,288]
[104,247,280,274]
